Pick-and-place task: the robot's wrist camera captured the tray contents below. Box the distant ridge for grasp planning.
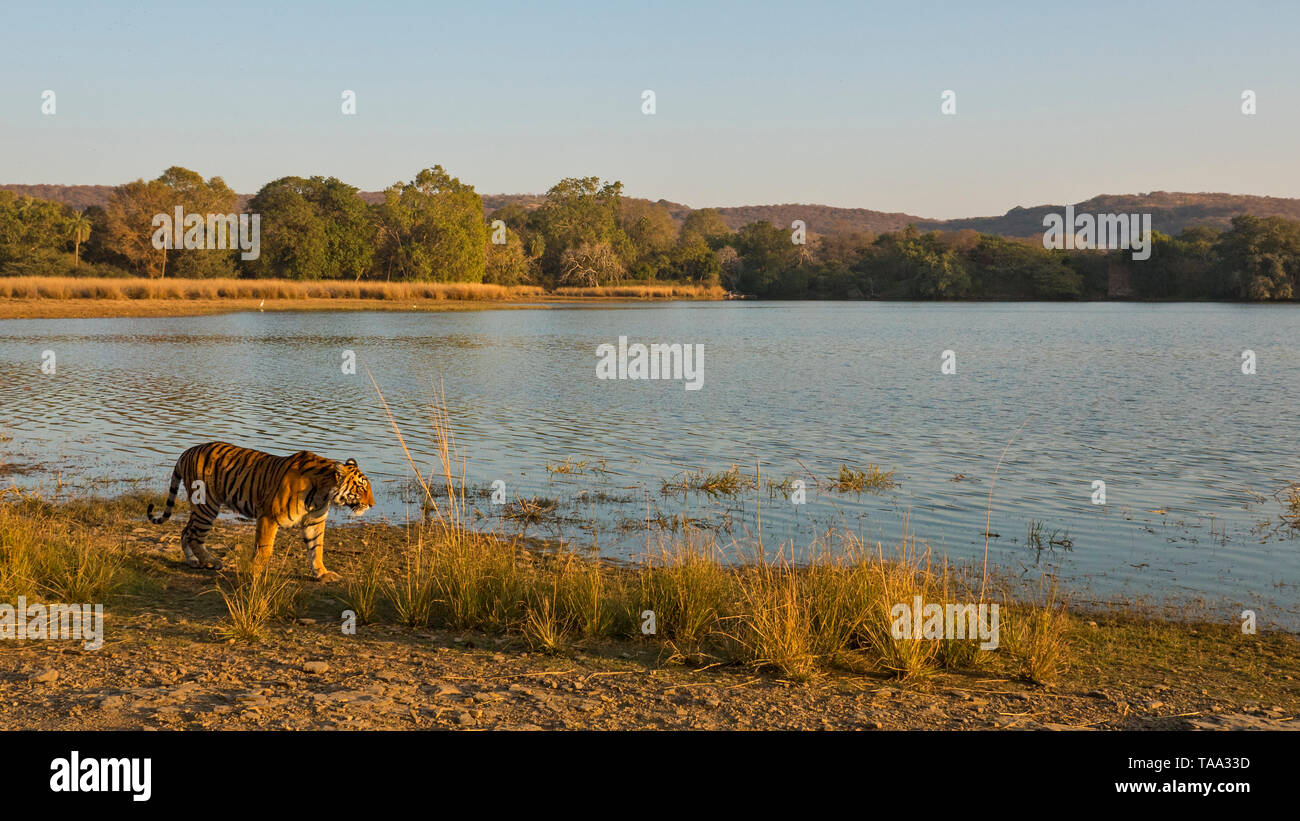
[4,184,1298,238]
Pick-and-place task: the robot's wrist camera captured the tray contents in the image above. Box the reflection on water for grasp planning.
[1,302,1298,628]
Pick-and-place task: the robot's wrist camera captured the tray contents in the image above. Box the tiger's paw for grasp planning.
[187,556,222,571]
[314,570,342,583]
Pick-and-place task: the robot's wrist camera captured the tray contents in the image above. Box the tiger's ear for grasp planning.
[344,458,358,467]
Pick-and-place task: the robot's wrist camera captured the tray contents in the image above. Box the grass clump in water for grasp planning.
[827,463,896,493]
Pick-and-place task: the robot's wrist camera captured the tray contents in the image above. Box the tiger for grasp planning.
[146,442,374,582]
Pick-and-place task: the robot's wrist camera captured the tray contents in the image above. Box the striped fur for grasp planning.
[147,442,374,581]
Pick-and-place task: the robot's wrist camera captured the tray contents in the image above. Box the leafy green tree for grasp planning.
[964,233,1079,298]
[1214,215,1300,300]
[484,228,535,286]
[245,181,329,279]
[245,176,373,280]
[731,220,801,295]
[311,176,375,280]
[0,192,70,264]
[533,177,628,282]
[375,166,485,282]
[672,236,722,284]
[620,200,678,261]
[681,208,732,248]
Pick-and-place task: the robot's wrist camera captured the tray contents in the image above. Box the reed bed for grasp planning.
[0,276,547,302]
[0,276,728,302]
[552,283,726,299]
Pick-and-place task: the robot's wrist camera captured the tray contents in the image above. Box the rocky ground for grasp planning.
[3,614,1296,731]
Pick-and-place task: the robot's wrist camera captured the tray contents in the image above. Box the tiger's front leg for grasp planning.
[251,516,279,576]
[302,509,340,582]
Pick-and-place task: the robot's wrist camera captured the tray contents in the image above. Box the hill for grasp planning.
[4,184,1298,238]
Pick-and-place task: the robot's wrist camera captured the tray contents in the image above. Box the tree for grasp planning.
[620,200,678,259]
[681,208,732,247]
[244,181,329,280]
[533,177,628,282]
[484,228,535,286]
[101,167,238,278]
[731,220,801,296]
[245,176,373,280]
[1214,215,1300,300]
[101,178,173,277]
[671,236,721,284]
[312,176,375,280]
[559,241,624,286]
[964,233,1080,299]
[68,212,92,268]
[375,166,485,282]
[0,192,71,264]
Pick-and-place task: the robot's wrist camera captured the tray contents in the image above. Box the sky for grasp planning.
[1,0,1297,219]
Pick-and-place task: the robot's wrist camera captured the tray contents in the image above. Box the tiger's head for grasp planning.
[332,458,375,516]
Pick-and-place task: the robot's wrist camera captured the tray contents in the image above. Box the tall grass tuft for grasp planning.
[0,492,124,604]
[340,542,388,624]
[1001,579,1071,684]
[216,555,296,642]
[857,533,941,680]
[639,535,735,652]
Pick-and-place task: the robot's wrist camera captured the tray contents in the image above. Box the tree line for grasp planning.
[2,165,1299,300]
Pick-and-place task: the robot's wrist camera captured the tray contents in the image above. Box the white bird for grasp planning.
[258,299,265,311]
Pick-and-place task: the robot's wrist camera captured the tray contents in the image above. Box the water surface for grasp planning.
[2,302,1297,628]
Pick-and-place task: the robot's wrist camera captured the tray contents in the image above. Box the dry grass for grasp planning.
[340,542,388,625]
[0,276,546,302]
[0,491,125,604]
[215,551,299,642]
[999,578,1071,684]
[552,283,726,299]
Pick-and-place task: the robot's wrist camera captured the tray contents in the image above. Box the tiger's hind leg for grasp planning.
[302,511,340,582]
[180,504,223,570]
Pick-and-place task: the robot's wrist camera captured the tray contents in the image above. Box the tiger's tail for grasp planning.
[147,467,183,524]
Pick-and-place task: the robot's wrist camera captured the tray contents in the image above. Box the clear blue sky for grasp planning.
[2,0,1296,218]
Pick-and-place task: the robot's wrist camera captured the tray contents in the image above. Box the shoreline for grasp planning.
[4,294,1296,321]
[0,276,731,320]
[0,294,727,321]
[0,492,1295,730]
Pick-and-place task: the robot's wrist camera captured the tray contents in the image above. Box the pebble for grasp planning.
[303,661,329,674]
[29,669,59,684]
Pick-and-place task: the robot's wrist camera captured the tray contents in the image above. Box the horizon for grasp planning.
[2,0,1297,219]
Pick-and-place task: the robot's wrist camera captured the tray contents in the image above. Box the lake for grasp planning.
[2,301,1298,629]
